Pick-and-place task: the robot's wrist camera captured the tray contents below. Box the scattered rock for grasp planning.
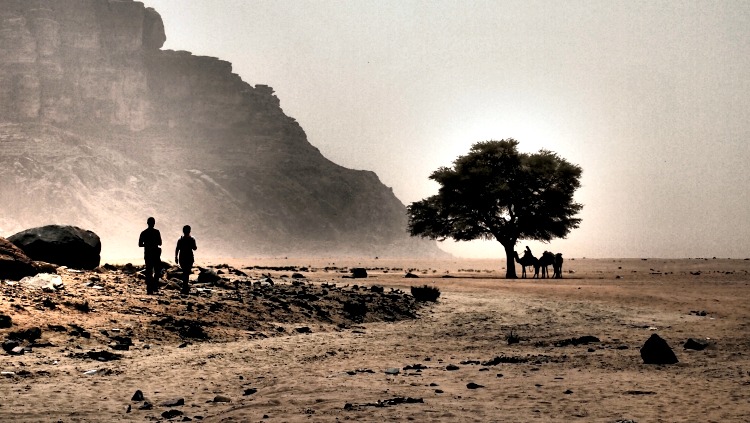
[466,382,484,389]
[350,268,368,279]
[213,395,231,403]
[131,390,144,401]
[403,363,428,371]
[243,388,258,396]
[345,397,424,409]
[68,350,122,362]
[9,327,42,341]
[554,335,600,347]
[684,338,709,351]
[0,314,11,329]
[445,364,460,371]
[404,272,419,278]
[197,268,220,283]
[2,339,20,353]
[384,367,400,375]
[640,334,678,364]
[482,355,529,365]
[161,409,183,419]
[19,273,64,292]
[161,398,185,407]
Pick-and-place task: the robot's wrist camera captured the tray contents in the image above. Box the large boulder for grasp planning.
[9,225,101,270]
[0,237,37,281]
[640,334,679,364]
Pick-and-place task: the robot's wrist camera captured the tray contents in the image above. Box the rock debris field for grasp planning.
[1,257,750,422]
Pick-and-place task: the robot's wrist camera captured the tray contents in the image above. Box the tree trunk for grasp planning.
[503,243,517,279]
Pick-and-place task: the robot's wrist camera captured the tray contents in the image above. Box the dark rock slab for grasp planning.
[9,226,101,270]
[351,268,368,278]
[161,398,185,407]
[684,338,709,351]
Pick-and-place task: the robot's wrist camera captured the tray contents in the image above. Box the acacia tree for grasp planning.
[407,139,583,278]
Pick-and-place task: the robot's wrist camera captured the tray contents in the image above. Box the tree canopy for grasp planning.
[407,139,583,278]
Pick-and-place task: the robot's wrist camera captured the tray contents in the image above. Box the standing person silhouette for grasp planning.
[138,217,162,295]
[175,225,197,295]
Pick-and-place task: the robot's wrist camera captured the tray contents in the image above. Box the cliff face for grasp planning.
[0,0,442,258]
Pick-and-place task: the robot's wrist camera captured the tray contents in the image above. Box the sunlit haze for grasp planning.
[140,0,750,259]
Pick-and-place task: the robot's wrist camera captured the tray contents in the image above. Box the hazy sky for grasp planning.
[140,0,750,259]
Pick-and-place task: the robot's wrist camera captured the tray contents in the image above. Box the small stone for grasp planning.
[138,401,153,410]
[161,398,185,407]
[0,314,11,329]
[243,388,257,396]
[2,339,19,353]
[684,338,709,351]
[446,364,460,371]
[384,367,400,375]
[162,409,183,419]
[213,395,231,403]
[466,382,484,389]
[131,390,144,401]
[564,389,573,394]
[10,346,25,355]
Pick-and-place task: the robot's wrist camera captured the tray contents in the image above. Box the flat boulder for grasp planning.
[0,237,37,280]
[9,225,101,270]
[640,334,678,364]
[684,338,709,351]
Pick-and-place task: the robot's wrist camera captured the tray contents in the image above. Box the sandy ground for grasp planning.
[1,257,750,422]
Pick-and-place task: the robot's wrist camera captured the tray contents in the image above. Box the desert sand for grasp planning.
[1,257,749,422]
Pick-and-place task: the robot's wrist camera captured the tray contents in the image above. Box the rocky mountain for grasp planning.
[0,0,443,259]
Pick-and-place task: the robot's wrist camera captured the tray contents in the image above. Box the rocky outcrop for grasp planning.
[0,0,443,258]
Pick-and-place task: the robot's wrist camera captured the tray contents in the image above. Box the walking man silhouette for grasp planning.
[175,225,197,295]
[138,217,162,294]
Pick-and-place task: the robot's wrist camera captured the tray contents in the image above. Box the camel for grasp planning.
[553,253,564,279]
[538,251,556,278]
[514,250,539,278]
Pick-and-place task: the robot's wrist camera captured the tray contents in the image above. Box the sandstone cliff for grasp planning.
[0,0,443,258]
